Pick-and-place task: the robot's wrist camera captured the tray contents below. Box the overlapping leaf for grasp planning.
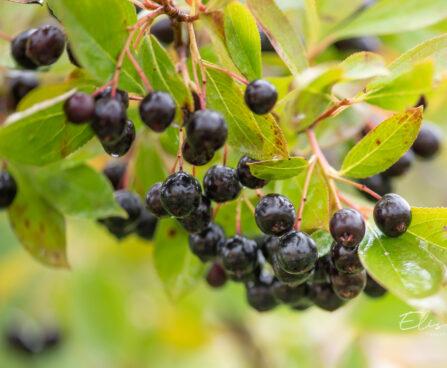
[408,207,447,250]
[248,157,308,180]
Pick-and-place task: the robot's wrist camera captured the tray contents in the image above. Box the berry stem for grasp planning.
[338,192,372,219]
[202,61,249,86]
[242,195,255,215]
[222,143,228,166]
[133,21,151,50]
[91,81,113,97]
[256,189,264,198]
[125,49,153,92]
[308,98,356,130]
[329,174,382,201]
[173,21,193,97]
[142,0,160,10]
[129,95,144,101]
[235,198,242,235]
[187,22,207,109]
[170,127,184,174]
[213,203,222,219]
[294,159,317,231]
[0,31,13,42]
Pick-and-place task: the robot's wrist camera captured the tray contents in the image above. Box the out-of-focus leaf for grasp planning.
[341,52,389,80]
[248,157,308,180]
[337,342,368,368]
[408,207,447,250]
[206,0,232,11]
[303,0,320,47]
[311,230,332,257]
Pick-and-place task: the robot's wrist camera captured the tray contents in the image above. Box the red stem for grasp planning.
[91,81,113,97]
[235,198,242,235]
[222,143,228,166]
[0,31,13,42]
[126,49,152,92]
[330,175,382,201]
[202,61,249,85]
[294,160,316,231]
[256,189,264,198]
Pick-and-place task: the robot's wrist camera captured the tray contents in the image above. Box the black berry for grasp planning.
[206,262,227,288]
[64,92,95,124]
[139,91,176,132]
[359,174,392,201]
[66,43,81,67]
[245,279,277,312]
[364,273,387,298]
[412,125,441,159]
[271,253,313,286]
[331,242,363,274]
[11,29,38,69]
[272,280,310,306]
[244,79,278,115]
[189,222,225,262]
[136,208,158,240]
[92,98,127,143]
[96,87,129,108]
[220,235,258,281]
[160,171,202,218]
[277,230,318,274]
[383,150,414,177]
[329,208,365,247]
[103,190,143,231]
[151,18,174,44]
[26,25,65,66]
[374,193,412,237]
[103,162,127,190]
[101,119,136,157]
[186,109,228,152]
[237,156,268,189]
[330,268,366,300]
[310,282,345,312]
[259,28,274,52]
[0,170,18,209]
[182,141,215,166]
[255,194,296,236]
[258,235,279,263]
[312,254,332,284]
[7,71,38,108]
[203,165,242,203]
[42,328,61,351]
[334,37,381,52]
[179,195,212,233]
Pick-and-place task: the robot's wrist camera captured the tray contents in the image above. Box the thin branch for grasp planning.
[202,61,249,85]
[330,174,382,201]
[171,127,184,173]
[222,143,228,166]
[187,21,207,109]
[126,49,152,92]
[91,81,113,97]
[308,98,356,130]
[243,195,255,215]
[338,192,372,219]
[294,159,317,231]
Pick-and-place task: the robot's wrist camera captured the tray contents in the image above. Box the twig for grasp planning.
[187,22,207,109]
[330,174,382,201]
[134,21,151,50]
[222,143,228,166]
[202,61,249,85]
[294,159,317,230]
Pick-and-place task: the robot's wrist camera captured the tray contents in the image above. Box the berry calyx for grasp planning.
[103,162,127,190]
[186,109,228,152]
[330,268,367,300]
[364,273,387,298]
[101,119,136,157]
[329,208,365,248]
[245,278,277,312]
[206,262,227,288]
[412,125,442,159]
[383,150,414,177]
[188,222,225,262]
[330,242,363,274]
[26,25,65,66]
[0,170,18,209]
[139,91,176,132]
[244,79,278,115]
[179,195,212,233]
[310,282,345,312]
[145,182,168,218]
[95,87,129,109]
[11,29,38,70]
[64,92,95,124]
[374,193,412,237]
[255,194,296,236]
[136,208,158,240]
[182,141,215,166]
[160,171,202,218]
[151,18,174,44]
[220,235,258,281]
[92,98,127,143]
[203,165,242,203]
[237,156,268,189]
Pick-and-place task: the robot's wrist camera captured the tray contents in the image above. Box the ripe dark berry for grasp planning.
[151,18,175,44]
[359,174,392,201]
[206,262,227,288]
[277,230,318,274]
[96,87,129,109]
[7,71,38,108]
[103,162,126,190]
[26,25,65,66]
[310,282,345,312]
[312,254,332,284]
[255,194,296,236]
[145,182,168,217]
[64,92,95,124]
[139,91,176,132]
[179,196,212,233]
[245,279,277,312]
[259,28,274,52]
[182,141,215,166]
[92,98,127,143]
[160,171,202,218]
[331,243,363,274]
[136,208,158,240]
[334,37,381,52]
[272,280,310,306]
[101,119,135,157]
[189,222,225,262]
[383,150,414,177]
[186,109,228,152]
[412,125,441,159]
[244,79,278,115]
[0,170,18,208]
[104,190,143,231]
[203,165,242,203]
[11,29,38,69]
[364,273,387,298]
[220,235,258,281]
[374,193,412,237]
[237,156,268,189]
[66,43,81,68]
[330,268,366,300]
[329,208,365,248]
[271,253,312,286]
[258,235,279,263]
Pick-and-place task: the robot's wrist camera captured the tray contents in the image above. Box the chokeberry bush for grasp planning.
[2,0,447,330]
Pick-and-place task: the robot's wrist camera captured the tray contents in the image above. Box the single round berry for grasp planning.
[92,98,127,143]
[188,222,225,262]
[151,18,174,44]
[310,282,345,312]
[7,71,38,108]
[237,156,268,189]
[364,273,387,298]
[330,268,366,300]
[64,92,95,124]
[145,182,167,217]
[160,171,202,218]
[26,25,65,66]
[244,79,278,115]
[11,29,38,69]
[412,125,441,159]
[101,119,135,157]
[255,194,296,236]
[136,208,158,240]
[103,162,127,190]
[359,174,392,201]
[179,195,212,234]
[312,254,332,284]
[272,280,310,306]
[258,235,279,263]
[95,87,129,109]
[277,230,318,275]
[0,170,18,208]
[186,109,228,152]
[139,91,176,132]
[103,190,143,232]
[383,150,414,177]
[245,279,277,312]
[203,165,242,203]
[374,193,412,237]
[330,208,365,248]
[334,37,381,52]
[271,253,312,286]
[66,43,81,68]
[220,235,258,281]
[182,141,215,166]
[331,242,363,274]
[206,262,227,288]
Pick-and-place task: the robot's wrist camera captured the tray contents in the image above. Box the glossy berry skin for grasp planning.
[66,43,81,68]
[92,98,127,143]
[145,182,168,218]
[7,71,38,108]
[244,79,278,115]
[11,29,38,69]
[101,119,135,157]
[64,92,95,124]
[96,87,129,109]
[312,254,332,284]
[186,109,228,152]
[364,273,387,298]
[258,235,279,263]
[139,91,176,132]
[277,230,318,275]
[374,193,412,237]
[103,191,143,235]
[330,208,365,248]
[310,282,345,312]
[331,243,363,274]
[360,174,392,201]
[271,253,313,286]
[203,165,242,203]
[182,141,214,166]
[103,162,126,190]
[151,18,174,44]
[0,171,18,208]
[245,279,277,312]
[383,150,414,177]
[237,156,268,189]
[188,222,225,262]
[220,235,258,281]
[26,25,65,66]
[206,262,227,288]
[179,196,212,234]
[412,125,441,159]
[272,280,310,306]
[255,194,296,236]
[160,171,202,218]
[330,268,367,300]
[136,208,158,240]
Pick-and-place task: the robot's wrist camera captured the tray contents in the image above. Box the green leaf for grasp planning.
[359,226,443,299]
[33,164,125,219]
[340,108,423,178]
[246,0,308,77]
[206,0,233,11]
[334,0,447,38]
[47,0,144,94]
[7,164,68,268]
[407,207,447,251]
[248,157,308,180]
[154,219,205,301]
[311,230,332,257]
[224,2,262,81]
[302,0,320,48]
[0,90,94,166]
[341,52,389,80]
